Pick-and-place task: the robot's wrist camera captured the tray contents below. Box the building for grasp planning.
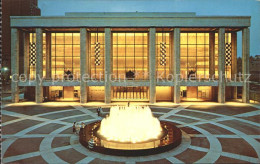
[2,0,40,79]
[237,55,260,83]
[10,12,250,104]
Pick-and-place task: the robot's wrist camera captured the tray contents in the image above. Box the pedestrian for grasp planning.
[97,107,101,116]
[99,107,103,116]
[76,122,80,134]
[88,138,95,149]
[81,122,85,129]
[73,122,76,134]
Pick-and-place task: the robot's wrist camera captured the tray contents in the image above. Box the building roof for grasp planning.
[10,12,251,29]
[65,12,197,17]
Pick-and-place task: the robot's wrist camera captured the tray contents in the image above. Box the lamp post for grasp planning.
[2,67,10,86]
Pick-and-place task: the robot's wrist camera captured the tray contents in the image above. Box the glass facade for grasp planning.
[180,33,210,79]
[29,31,233,82]
[25,29,237,102]
[51,33,80,80]
[112,33,148,80]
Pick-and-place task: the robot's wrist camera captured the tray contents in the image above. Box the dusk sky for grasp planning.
[38,0,260,57]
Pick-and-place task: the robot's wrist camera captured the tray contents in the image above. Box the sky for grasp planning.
[38,0,260,57]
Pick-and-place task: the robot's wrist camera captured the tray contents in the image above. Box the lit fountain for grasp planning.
[79,105,182,156]
[99,106,162,144]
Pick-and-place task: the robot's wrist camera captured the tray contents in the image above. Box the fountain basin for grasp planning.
[79,121,182,156]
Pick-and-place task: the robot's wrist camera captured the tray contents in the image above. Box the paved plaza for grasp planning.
[2,102,260,163]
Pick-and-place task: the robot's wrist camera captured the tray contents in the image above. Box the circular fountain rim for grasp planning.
[79,120,182,156]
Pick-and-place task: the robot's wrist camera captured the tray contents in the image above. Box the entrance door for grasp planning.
[112,87,149,101]
[63,87,74,100]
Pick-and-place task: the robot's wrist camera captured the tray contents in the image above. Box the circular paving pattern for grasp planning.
[2,103,260,163]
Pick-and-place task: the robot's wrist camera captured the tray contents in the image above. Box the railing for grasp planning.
[250,91,260,103]
[250,82,260,103]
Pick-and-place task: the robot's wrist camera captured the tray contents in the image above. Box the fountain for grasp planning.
[79,105,182,156]
[99,106,162,143]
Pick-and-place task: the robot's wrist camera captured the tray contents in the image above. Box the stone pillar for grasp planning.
[242,28,250,103]
[46,33,52,80]
[149,28,156,104]
[209,32,216,100]
[209,32,215,78]
[35,28,43,103]
[231,32,237,99]
[173,28,181,103]
[11,28,20,103]
[218,28,225,103]
[23,32,30,77]
[80,28,88,103]
[23,32,30,101]
[105,28,112,104]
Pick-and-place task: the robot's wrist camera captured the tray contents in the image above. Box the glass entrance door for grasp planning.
[112,87,149,101]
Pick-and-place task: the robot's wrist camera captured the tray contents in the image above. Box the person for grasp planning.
[99,107,103,116]
[97,107,101,116]
[75,122,80,134]
[81,122,85,129]
[73,122,76,134]
[88,138,95,149]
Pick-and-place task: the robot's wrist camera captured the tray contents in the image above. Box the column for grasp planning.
[105,28,112,104]
[35,28,43,103]
[46,33,52,80]
[149,28,156,104]
[11,28,20,103]
[80,28,88,103]
[23,32,30,77]
[209,32,216,100]
[242,28,250,103]
[173,28,181,103]
[231,32,237,99]
[218,28,225,103]
[23,32,30,101]
[209,32,215,77]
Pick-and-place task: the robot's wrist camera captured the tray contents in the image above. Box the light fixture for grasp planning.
[2,67,8,71]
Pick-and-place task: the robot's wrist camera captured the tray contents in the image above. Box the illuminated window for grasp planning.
[156,32,171,79]
[112,33,148,80]
[215,33,219,79]
[51,33,80,80]
[180,33,209,80]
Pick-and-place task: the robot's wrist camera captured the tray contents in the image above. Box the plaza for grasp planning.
[2,102,260,163]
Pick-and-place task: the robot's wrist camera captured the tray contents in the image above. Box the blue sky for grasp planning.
[39,0,260,57]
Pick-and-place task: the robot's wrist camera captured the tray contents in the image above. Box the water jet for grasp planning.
[79,105,182,156]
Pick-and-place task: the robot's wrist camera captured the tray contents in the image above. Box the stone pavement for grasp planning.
[2,102,260,163]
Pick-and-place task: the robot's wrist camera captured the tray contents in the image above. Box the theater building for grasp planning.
[10,12,250,104]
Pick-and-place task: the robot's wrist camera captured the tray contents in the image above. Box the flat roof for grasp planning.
[65,12,197,17]
[10,12,251,28]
